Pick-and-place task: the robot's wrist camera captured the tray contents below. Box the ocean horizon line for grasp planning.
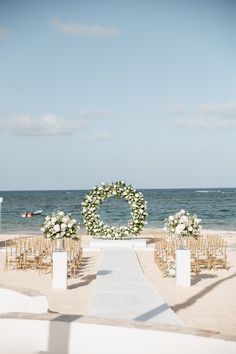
[1,186,236,193]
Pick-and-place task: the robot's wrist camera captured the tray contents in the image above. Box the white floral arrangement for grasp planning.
[163,209,201,239]
[81,181,148,239]
[41,211,79,240]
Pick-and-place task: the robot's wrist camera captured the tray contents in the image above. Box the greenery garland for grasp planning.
[81,181,148,239]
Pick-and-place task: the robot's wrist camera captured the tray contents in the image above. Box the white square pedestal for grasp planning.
[52,251,67,289]
[176,249,191,287]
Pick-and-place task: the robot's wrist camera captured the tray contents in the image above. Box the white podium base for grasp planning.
[52,251,67,289]
[176,249,191,287]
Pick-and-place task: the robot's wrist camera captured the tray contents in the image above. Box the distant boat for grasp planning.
[21,210,43,218]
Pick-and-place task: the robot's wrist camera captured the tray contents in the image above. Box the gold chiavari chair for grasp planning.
[4,239,21,271]
[208,239,228,270]
[4,235,83,277]
[154,234,229,277]
[154,239,167,272]
[154,237,176,275]
[36,238,53,274]
[194,237,212,271]
[23,236,40,270]
[66,239,82,278]
[190,246,200,275]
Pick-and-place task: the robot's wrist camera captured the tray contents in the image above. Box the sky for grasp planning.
[0,0,236,190]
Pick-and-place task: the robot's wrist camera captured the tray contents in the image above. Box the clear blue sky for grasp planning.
[0,0,236,190]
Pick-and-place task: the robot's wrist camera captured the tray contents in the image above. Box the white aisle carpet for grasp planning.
[89,247,183,326]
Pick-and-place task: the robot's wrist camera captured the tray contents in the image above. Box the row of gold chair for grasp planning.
[154,234,228,276]
[4,236,82,278]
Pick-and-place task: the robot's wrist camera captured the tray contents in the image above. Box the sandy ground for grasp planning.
[136,229,236,336]
[1,229,236,336]
[0,235,100,315]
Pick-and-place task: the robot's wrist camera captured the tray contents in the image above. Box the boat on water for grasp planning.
[21,210,43,218]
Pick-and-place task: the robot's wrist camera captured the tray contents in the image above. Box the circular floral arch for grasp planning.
[81,181,148,239]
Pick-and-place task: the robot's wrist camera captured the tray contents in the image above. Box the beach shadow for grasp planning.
[37,314,82,354]
[78,255,96,267]
[79,256,94,265]
[172,272,236,313]
[67,255,96,279]
[191,273,218,285]
[145,237,154,245]
[133,303,170,322]
[68,269,113,289]
[97,270,112,276]
[68,273,97,289]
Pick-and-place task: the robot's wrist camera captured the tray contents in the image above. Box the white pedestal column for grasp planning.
[176,249,191,287]
[52,251,67,289]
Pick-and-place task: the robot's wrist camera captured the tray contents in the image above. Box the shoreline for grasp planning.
[1,227,236,240]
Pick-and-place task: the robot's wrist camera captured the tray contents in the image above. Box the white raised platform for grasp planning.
[0,314,235,354]
[90,238,146,248]
[0,287,48,314]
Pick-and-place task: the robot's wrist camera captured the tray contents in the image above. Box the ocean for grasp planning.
[0,188,236,234]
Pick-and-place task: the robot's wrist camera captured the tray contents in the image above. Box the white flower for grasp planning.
[53,224,60,233]
[180,215,189,225]
[61,223,66,230]
[51,217,57,224]
[41,210,79,240]
[164,209,201,239]
[175,224,185,235]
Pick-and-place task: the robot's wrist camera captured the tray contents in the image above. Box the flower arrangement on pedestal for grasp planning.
[163,209,201,278]
[41,211,79,240]
[81,181,148,239]
[163,209,201,240]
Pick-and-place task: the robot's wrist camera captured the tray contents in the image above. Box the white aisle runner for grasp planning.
[89,247,183,326]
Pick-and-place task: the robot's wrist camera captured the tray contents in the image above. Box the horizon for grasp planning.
[1,186,235,193]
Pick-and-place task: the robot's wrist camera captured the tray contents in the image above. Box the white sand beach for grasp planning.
[0,230,236,336]
[137,229,236,336]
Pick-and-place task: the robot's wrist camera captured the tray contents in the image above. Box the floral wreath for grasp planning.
[81,181,148,239]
